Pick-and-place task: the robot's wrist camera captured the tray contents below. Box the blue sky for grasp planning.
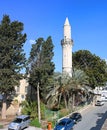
[0,0,107,72]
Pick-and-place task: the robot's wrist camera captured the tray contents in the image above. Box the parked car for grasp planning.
[54,118,75,130]
[101,95,107,102]
[69,112,82,123]
[95,100,104,106]
[8,115,30,130]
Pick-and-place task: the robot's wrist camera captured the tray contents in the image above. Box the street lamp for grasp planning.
[37,82,41,123]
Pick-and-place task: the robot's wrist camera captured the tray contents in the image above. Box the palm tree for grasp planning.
[46,69,89,110]
[69,68,89,109]
[46,72,71,110]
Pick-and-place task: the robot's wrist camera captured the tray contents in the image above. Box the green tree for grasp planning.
[0,15,27,119]
[28,36,55,102]
[73,50,107,89]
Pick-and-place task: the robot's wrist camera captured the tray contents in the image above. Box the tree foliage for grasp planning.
[71,68,89,89]
[46,69,89,110]
[28,36,55,101]
[46,72,71,109]
[0,15,27,94]
[73,50,107,88]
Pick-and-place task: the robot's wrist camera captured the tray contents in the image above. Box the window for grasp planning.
[21,95,24,99]
[25,86,28,93]
[16,87,20,93]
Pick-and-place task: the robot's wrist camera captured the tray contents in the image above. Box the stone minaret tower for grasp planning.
[61,17,73,77]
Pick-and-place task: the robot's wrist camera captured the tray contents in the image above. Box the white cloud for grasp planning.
[29,39,35,44]
[104,59,107,64]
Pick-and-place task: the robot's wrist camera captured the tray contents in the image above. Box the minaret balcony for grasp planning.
[61,38,73,45]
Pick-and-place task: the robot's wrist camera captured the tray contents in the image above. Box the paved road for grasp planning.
[74,102,107,130]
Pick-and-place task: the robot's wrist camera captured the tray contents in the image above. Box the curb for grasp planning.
[78,104,93,113]
[58,104,93,122]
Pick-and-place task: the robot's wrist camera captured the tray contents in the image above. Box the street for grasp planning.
[1,103,107,130]
[74,102,107,130]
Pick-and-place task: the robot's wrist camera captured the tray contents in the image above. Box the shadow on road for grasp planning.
[90,110,107,130]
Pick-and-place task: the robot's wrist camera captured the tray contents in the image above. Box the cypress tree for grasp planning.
[28,36,55,101]
[0,15,27,119]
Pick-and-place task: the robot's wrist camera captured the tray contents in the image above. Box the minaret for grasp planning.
[61,17,73,77]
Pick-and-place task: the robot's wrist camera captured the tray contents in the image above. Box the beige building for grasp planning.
[6,77,30,115]
[14,78,29,103]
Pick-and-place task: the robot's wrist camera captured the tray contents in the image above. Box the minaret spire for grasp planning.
[64,17,70,25]
[61,17,73,77]
[64,17,71,40]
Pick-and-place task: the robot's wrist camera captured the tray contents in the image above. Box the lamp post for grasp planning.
[37,82,41,123]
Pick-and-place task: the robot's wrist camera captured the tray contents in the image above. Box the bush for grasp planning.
[21,100,46,120]
[21,100,38,119]
[0,124,3,129]
[59,109,69,118]
[30,118,41,128]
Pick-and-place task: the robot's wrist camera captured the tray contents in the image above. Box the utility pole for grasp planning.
[37,82,41,123]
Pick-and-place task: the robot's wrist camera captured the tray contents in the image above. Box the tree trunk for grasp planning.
[72,94,75,110]
[1,94,7,119]
[64,95,68,110]
[1,100,7,119]
[58,93,62,109]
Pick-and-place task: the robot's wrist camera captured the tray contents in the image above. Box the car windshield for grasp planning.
[58,121,66,126]
[13,118,22,123]
[71,113,78,118]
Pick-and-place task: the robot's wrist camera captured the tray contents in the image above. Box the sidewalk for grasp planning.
[0,120,43,130]
[0,120,9,126]
[0,126,42,130]
[101,119,107,130]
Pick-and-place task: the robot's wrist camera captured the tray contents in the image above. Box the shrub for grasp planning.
[21,100,38,119]
[30,118,41,127]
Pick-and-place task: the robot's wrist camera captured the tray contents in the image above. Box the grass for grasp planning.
[30,118,41,128]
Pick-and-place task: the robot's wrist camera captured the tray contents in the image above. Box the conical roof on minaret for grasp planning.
[64,17,70,26]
